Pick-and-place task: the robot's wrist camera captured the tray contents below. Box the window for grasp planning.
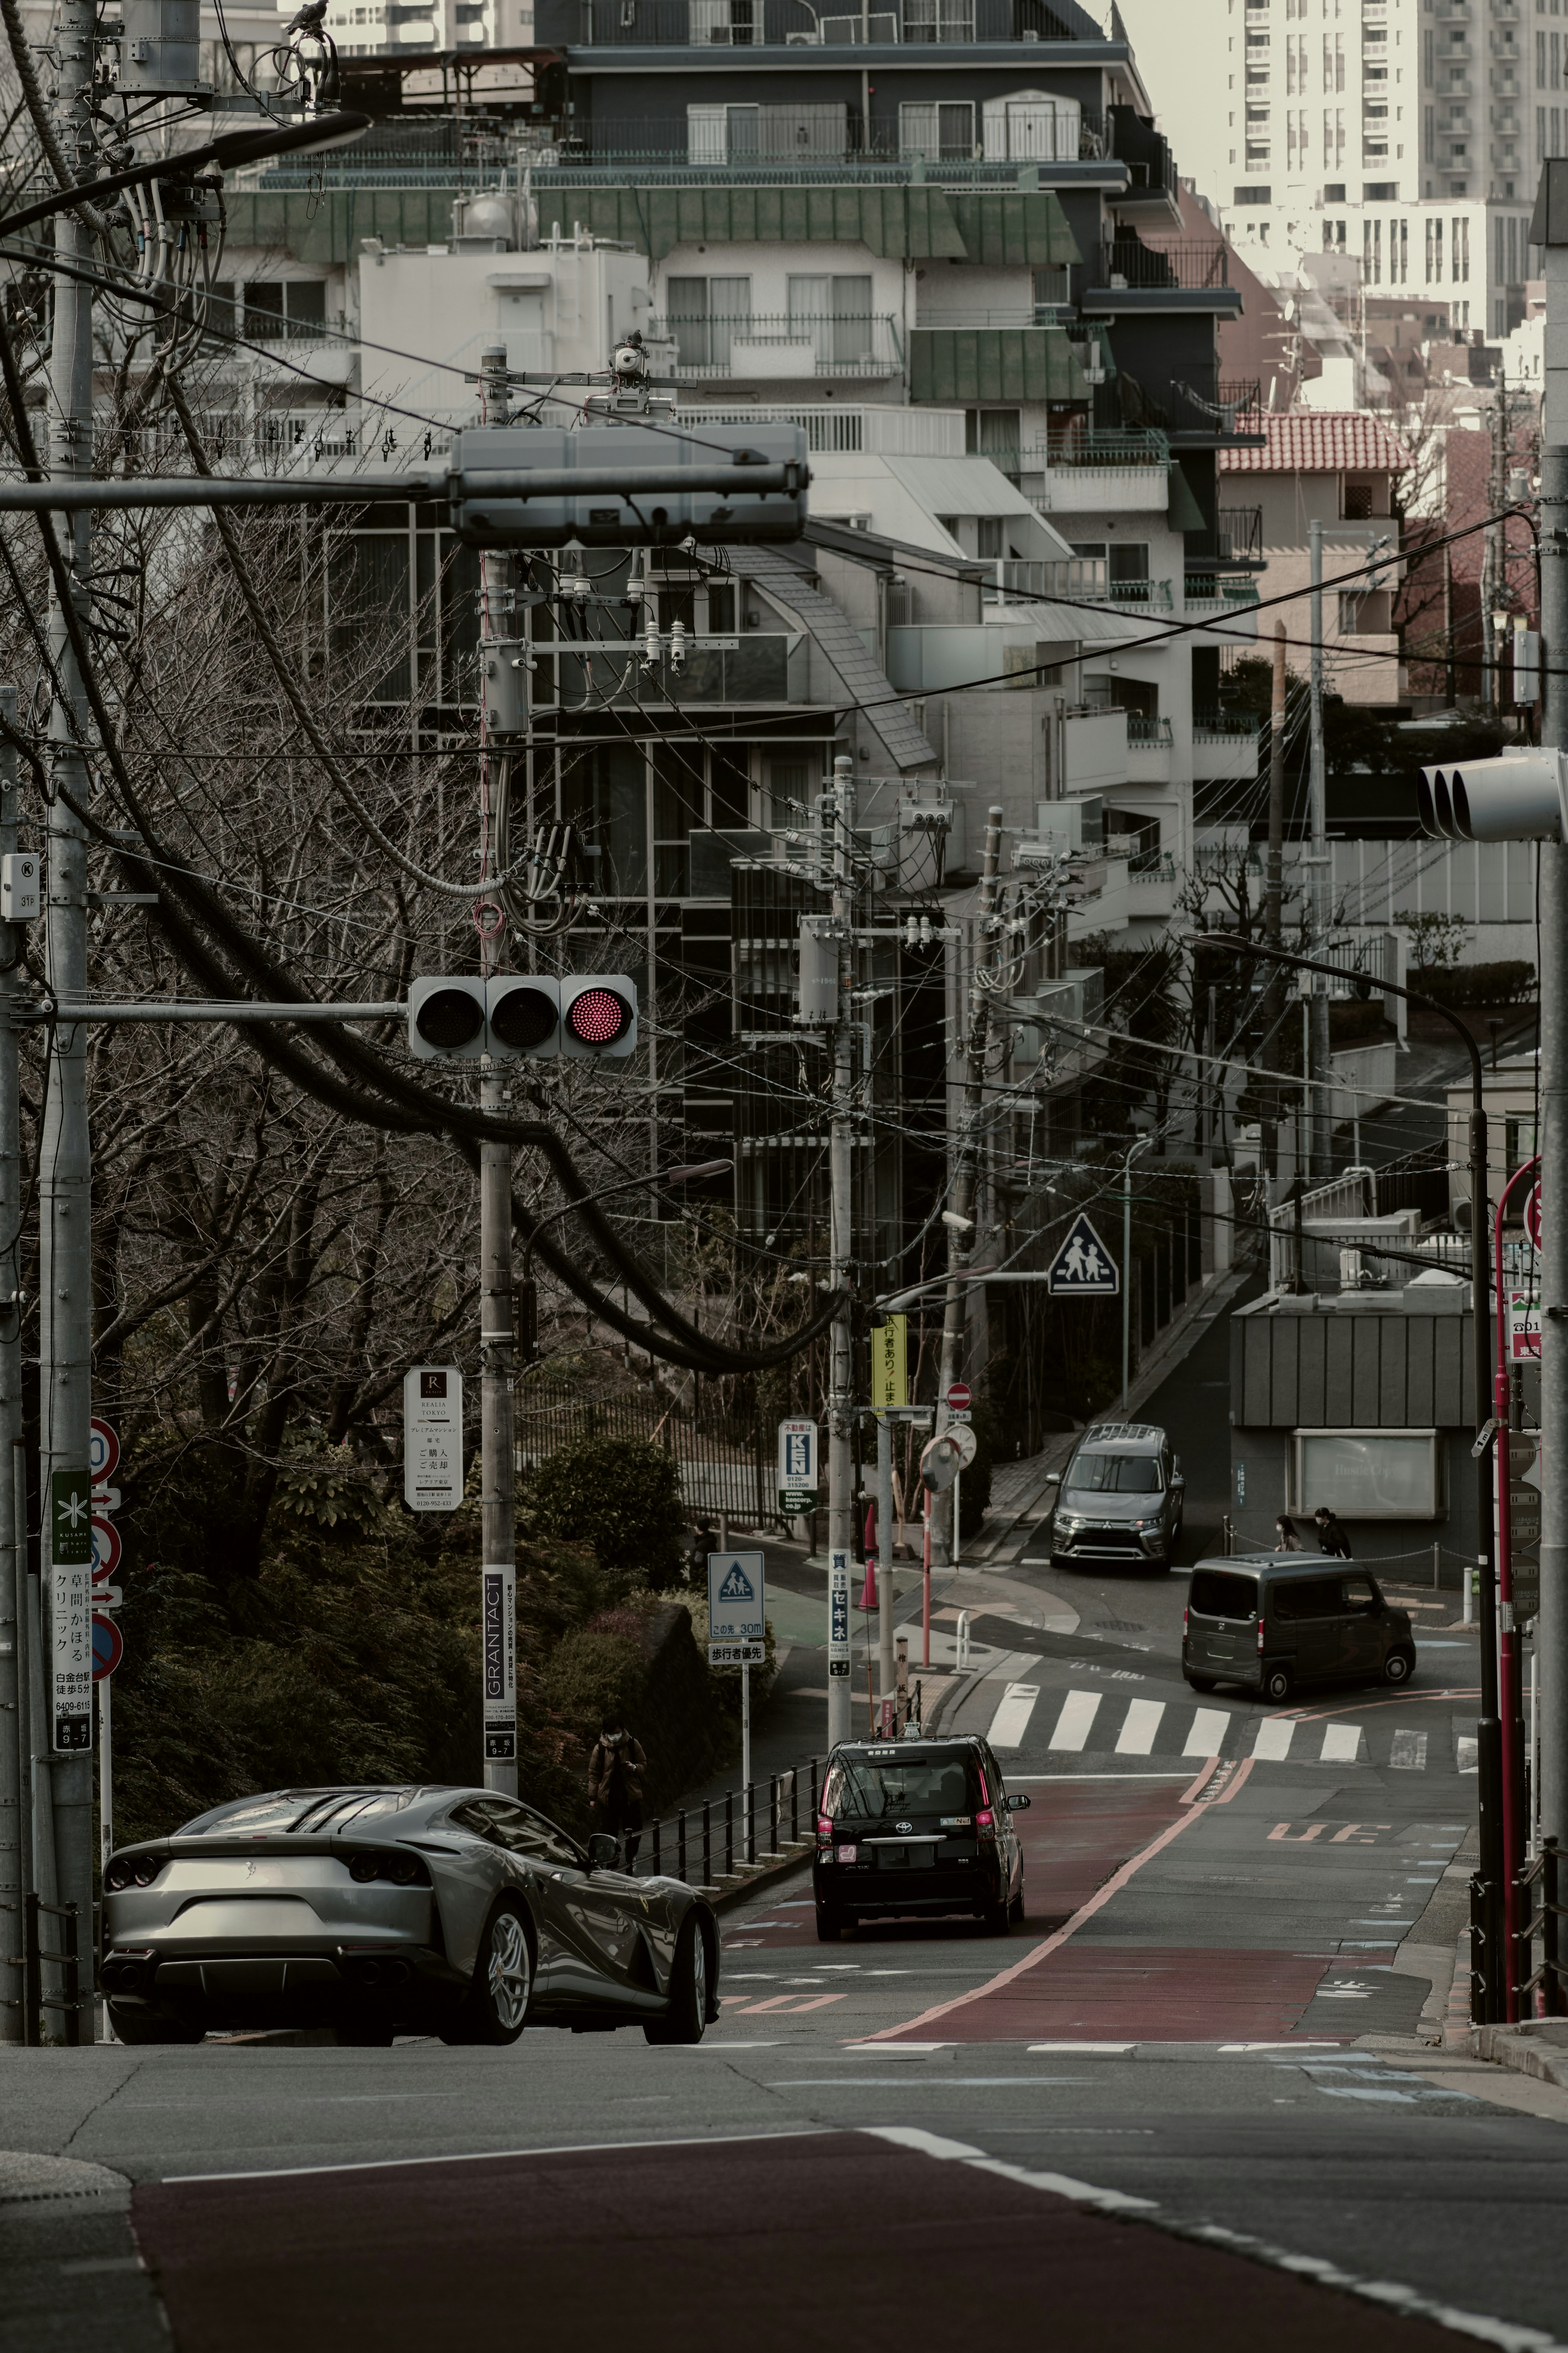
[1426,213,1443,279]
[1233,183,1272,202]
[786,273,874,365]
[706,582,736,635]
[1290,1429,1442,1519]
[902,0,975,39]
[664,274,751,370]
[899,100,976,158]
[1339,588,1393,630]
[451,1799,584,1866]
[1189,1570,1258,1620]
[1506,1113,1539,1167]
[1339,1576,1380,1616]
[980,89,1082,161]
[1343,477,1374,518]
[966,406,1021,462]
[820,1753,982,1819]
[1065,1446,1162,1494]
[1272,1577,1343,1621]
[977,516,1004,560]
[1454,214,1470,278]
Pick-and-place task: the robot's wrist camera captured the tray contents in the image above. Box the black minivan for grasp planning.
[813,1737,1029,1942]
[1183,1557,1416,1704]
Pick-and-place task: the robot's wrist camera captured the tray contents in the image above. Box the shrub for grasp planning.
[527,1437,684,1592]
[1414,961,1535,1011]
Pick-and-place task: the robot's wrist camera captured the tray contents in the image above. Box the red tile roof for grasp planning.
[1218,410,1413,474]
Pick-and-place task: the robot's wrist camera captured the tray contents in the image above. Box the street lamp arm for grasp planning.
[1183,930,1485,1099]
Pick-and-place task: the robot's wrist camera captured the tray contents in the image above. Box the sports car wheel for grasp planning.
[107,2004,205,2045]
[644,1914,710,2045]
[443,1900,532,2046]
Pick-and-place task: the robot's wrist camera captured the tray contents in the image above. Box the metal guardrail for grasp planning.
[0,1895,84,2046]
[619,1760,820,1879]
[1515,1837,1568,2014]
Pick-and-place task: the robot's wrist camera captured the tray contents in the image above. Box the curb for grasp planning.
[706,1841,813,1914]
[1470,2018,1568,2088]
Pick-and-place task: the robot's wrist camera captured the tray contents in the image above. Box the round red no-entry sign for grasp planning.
[947,1382,971,1412]
[1526,1182,1543,1252]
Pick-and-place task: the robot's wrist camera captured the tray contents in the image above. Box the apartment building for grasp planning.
[1204,0,1543,344]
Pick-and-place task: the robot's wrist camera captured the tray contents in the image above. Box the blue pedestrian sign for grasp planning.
[716,1561,755,1604]
[708,1549,767,1656]
[1047,1212,1119,1297]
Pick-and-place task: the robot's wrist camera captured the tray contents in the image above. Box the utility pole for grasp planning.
[826,754,857,1751]
[38,0,99,2001]
[1262,620,1287,1184]
[934,805,1004,1563]
[1537,434,1568,1880]
[0,690,22,2042]
[1306,520,1332,1181]
[476,343,518,1795]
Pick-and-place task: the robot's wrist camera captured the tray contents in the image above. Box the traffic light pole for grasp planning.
[1537,440,1568,1897]
[1307,521,1332,1183]
[827,756,855,1752]
[0,691,22,2042]
[477,343,519,1797]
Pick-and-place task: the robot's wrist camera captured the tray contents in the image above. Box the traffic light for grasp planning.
[559,977,639,1059]
[448,423,808,549]
[408,975,637,1060]
[1417,749,1568,842]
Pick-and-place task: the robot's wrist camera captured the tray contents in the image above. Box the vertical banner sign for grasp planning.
[404,1367,463,1510]
[49,1469,94,1753]
[828,1550,851,1680]
[481,1564,517,1762]
[1502,1433,1543,1623]
[777,1416,819,1514]
[871,1316,908,1414]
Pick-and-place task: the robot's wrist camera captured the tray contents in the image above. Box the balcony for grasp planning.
[1127,717,1174,749]
[1185,571,1262,609]
[650,312,902,379]
[1193,710,1261,780]
[545,108,1110,180]
[1091,239,1229,291]
[570,0,1122,43]
[991,558,1174,608]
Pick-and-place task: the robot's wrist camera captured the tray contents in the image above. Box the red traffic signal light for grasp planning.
[560,978,638,1059]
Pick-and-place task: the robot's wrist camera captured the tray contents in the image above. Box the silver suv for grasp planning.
[1047,1421,1185,1573]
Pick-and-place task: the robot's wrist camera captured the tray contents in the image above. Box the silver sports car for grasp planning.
[99,1784,719,2048]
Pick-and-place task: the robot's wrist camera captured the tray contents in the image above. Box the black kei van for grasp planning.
[1182,1558,1416,1704]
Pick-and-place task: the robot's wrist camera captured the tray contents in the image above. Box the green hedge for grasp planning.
[527,1436,684,1592]
[1413,961,1535,1010]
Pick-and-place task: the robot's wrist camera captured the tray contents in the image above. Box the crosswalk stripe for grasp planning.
[987,1682,1041,1749]
[1254,1718,1295,1761]
[1048,1690,1102,1751]
[1184,1706,1229,1756]
[1114,1699,1165,1755]
[1321,1723,1363,1763]
[1390,1729,1428,1771]
[1457,1735,1479,1774]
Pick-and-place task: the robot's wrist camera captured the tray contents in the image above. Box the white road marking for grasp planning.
[987,1682,1042,1749]
[1253,1718,1296,1761]
[1457,1736,1479,1774]
[1047,1690,1102,1751]
[1390,1729,1429,1770]
[1184,1708,1229,1756]
[1115,1699,1165,1756]
[1320,1723,1363,1764]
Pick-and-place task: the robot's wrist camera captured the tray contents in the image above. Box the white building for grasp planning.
[1193,0,1546,346]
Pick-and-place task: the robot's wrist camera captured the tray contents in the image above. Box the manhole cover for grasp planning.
[1092,1618,1145,1633]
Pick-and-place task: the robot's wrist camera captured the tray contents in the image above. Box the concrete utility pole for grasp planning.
[1262,621,1287,1183]
[826,754,857,1751]
[1306,520,1332,1181]
[1537,444,1568,1862]
[476,343,518,1795]
[38,0,100,1996]
[934,805,1004,1562]
[0,692,22,2042]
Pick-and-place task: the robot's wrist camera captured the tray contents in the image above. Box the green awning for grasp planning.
[222,182,1081,268]
[1167,461,1206,532]
[908,326,1088,406]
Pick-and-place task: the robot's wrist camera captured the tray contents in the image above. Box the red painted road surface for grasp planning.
[131,2132,1461,2353]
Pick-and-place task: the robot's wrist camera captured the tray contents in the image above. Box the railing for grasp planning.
[1038,427,1171,469]
[992,559,1173,608]
[517,1385,787,1526]
[650,312,902,377]
[1093,239,1229,290]
[548,108,1106,168]
[1515,1838,1568,2017]
[1185,572,1262,609]
[684,401,964,453]
[1193,709,1262,740]
[1127,717,1175,750]
[572,0,1116,41]
[622,1760,820,1879]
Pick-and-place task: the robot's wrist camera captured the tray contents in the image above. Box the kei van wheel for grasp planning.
[1184,1672,1217,1693]
[1262,1665,1293,1704]
[1383,1648,1415,1686]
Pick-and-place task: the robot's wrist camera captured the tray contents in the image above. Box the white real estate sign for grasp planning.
[403,1367,463,1510]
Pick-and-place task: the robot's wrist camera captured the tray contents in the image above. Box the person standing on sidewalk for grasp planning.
[1314,1505,1354,1559]
[589,1717,648,1866]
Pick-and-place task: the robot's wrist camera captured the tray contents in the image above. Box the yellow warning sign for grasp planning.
[871,1314,907,1413]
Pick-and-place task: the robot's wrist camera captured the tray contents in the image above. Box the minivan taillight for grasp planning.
[1257,1618,1265,1653]
[817,1815,833,1838]
[975,1808,996,1837]
[1182,1606,1188,1640]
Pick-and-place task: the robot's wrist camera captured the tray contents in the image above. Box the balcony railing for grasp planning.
[649,312,902,376]
[1185,508,1264,567]
[1184,572,1263,608]
[1194,709,1263,740]
[1126,718,1175,751]
[992,559,1174,609]
[1092,239,1229,290]
[572,0,1110,40]
[1038,427,1171,468]
[548,107,1108,171]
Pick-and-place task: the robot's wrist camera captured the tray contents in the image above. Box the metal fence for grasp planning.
[619,1759,823,1881]
[515,1387,782,1527]
[0,1894,84,2046]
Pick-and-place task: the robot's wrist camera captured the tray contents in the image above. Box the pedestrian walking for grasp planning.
[588,1716,648,1866]
[1274,1514,1305,1552]
[1314,1505,1353,1559]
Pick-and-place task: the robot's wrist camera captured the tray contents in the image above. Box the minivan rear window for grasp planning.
[822,1753,980,1820]
[1189,1570,1258,1620]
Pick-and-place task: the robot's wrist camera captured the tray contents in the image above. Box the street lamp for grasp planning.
[517,1159,732,1358]
[1188,930,1508,2014]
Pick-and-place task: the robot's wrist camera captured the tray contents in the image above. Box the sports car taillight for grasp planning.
[347,1850,431,1887]
[105,1854,165,1891]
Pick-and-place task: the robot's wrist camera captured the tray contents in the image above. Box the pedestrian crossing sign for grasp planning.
[1046,1212,1119,1297]
[708,1549,767,1646]
[716,1562,755,1604]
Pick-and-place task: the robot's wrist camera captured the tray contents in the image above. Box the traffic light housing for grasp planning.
[448,423,808,549]
[408,976,486,1059]
[408,974,637,1060]
[1417,749,1568,842]
[560,977,638,1059]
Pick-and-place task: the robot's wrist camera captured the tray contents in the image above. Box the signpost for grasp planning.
[777,1416,819,1517]
[708,1549,767,1828]
[91,1613,122,1683]
[90,1418,121,1873]
[871,1316,908,1414]
[1508,1288,1543,1364]
[481,1564,517,1765]
[946,1381,971,1414]
[1047,1212,1120,1297]
[48,1470,94,1757]
[403,1367,463,1510]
